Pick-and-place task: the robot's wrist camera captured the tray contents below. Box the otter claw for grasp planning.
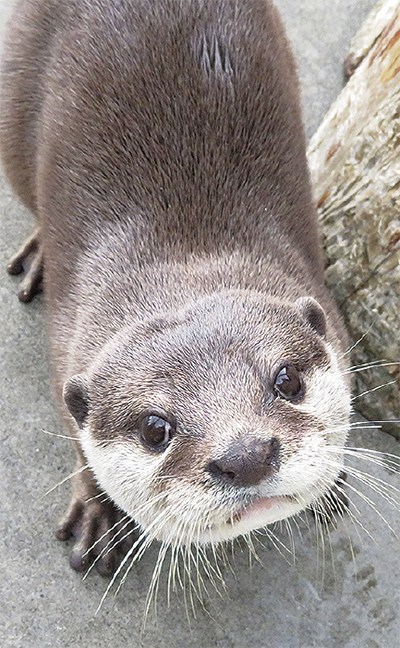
[7,224,44,302]
[56,493,136,576]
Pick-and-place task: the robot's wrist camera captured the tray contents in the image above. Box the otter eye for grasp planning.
[138,414,174,451]
[274,366,304,402]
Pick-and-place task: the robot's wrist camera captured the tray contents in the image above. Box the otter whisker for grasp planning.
[209,540,227,588]
[189,526,215,606]
[171,542,185,596]
[180,545,193,628]
[195,544,226,596]
[160,517,199,625]
[102,523,137,557]
[343,360,400,375]
[187,544,215,616]
[289,513,304,541]
[184,545,203,609]
[175,545,190,625]
[329,483,375,543]
[197,546,212,601]
[142,541,169,626]
[43,464,89,497]
[346,419,400,429]
[309,479,343,589]
[84,492,111,503]
[322,422,375,437]
[326,487,364,548]
[325,501,363,590]
[124,491,170,522]
[318,459,399,520]
[344,458,400,478]
[345,358,393,372]
[343,458,400,491]
[314,507,327,589]
[353,419,400,425]
[338,511,359,576]
[338,323,376,359]
[82,516,135,580]
[164,521,196,611]
[298,508,313,534]
[83,515,132,557]
[41,428,77,441]
[323,510,340,594]
[351,380,396,402]
[183,545,201,619]
[343,448,400,468]
[218,539,237,580]
[174,546,186,596]
[284,517,296,564]
[244,532,264,567]
[142,506,203,618]
[347,529,359,574]
[259,526,293,563]
[82,513,131,557]
[341,467,400,510]
[217,540,231,571]
[167,543,179,606]
[324,442,400,471]
[341,480,398,538]
[193,531,206,601]
[95,538,139,614]
[96,505,174,613]
[191,517,226,597]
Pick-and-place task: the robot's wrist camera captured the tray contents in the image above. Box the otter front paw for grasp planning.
[7,224,44,302]
[56,491,136,576]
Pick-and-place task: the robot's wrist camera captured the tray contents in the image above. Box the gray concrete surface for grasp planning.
[1,0,399,647]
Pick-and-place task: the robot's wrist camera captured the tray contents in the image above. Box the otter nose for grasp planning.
[206,436,280,487]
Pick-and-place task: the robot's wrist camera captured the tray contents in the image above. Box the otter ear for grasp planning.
[293,296,326,337]
[63,374,90,428]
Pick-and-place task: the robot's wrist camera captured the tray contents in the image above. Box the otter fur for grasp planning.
[1,0,351,575]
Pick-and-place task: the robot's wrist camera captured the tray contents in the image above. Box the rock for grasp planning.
[307,0,400,437]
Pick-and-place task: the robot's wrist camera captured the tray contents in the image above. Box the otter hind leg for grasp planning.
[7,224,43,302]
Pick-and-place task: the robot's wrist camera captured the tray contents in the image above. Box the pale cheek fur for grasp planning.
[279,361,350,497]
[79,426,162,529]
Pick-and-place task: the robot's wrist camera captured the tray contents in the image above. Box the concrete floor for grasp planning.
[1,0,399,647]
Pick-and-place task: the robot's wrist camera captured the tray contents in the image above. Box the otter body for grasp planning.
[1,0,351,574]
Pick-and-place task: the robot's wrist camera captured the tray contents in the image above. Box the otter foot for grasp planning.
[7,224,44,302]
[56,491,137,576]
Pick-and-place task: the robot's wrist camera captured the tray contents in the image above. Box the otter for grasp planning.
[1,0,351,576]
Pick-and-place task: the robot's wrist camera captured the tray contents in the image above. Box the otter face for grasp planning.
[63,292,351,547]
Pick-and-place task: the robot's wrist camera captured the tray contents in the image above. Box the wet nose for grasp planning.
[206,436,280,487]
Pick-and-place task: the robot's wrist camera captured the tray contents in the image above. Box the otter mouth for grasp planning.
[194,493,303,544]
[226,494,297,526]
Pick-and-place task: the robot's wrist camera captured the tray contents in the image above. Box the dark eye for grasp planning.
[138,414,175,451]
[273,366,304,402]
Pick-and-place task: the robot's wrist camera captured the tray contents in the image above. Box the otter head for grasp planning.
[63,291,351,546]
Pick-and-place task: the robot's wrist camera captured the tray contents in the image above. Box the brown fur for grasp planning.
[1,0,350,574]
